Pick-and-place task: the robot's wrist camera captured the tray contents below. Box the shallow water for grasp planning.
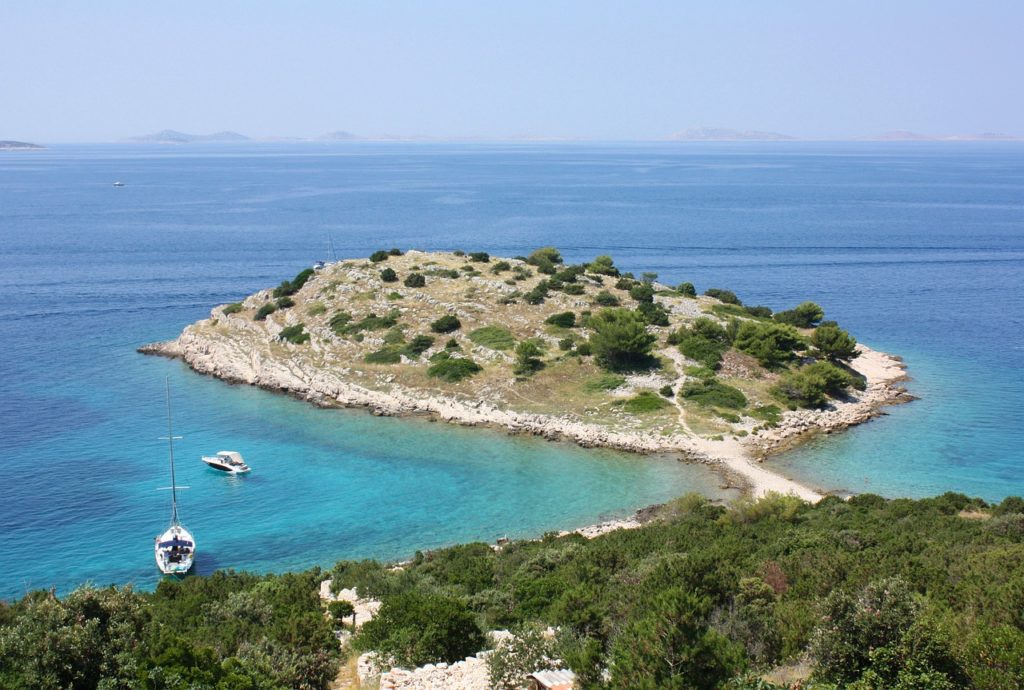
[0,142,1021,598]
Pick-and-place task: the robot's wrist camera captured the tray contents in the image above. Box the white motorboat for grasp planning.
[154,379,196,575]
[113,181,125,187]
[202,450,251,474]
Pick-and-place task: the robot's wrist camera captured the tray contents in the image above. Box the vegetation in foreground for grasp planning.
[4,494,1020,689]
[333,492,1024,689]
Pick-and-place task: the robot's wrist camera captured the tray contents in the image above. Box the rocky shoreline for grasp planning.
[140,329,911,503]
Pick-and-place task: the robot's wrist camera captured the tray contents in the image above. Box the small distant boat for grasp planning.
[155,379,196,575]
[112,181,125,187]
[202,450,251,474]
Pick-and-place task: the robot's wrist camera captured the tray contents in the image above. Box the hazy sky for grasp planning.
[3,0,1021,142]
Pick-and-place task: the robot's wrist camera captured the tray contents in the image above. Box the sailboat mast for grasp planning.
[165,377,179,525]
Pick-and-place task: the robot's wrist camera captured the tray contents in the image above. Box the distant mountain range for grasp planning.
[857,130,1022,141]
[0,140,44,150]
[120,128,1022,144]
[666,127,796,141]
[126,130,251,144]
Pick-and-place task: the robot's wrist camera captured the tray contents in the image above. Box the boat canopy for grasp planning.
[217,451,244,462]
[158,538,194,548]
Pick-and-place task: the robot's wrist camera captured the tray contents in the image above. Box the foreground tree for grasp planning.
[587,308,657,370]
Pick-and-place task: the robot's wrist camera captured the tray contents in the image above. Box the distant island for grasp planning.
[125,129,251,144]
[666,127,796,141]
[0,140,44,150]
[141,248,911,500]
[858,130,1022,142]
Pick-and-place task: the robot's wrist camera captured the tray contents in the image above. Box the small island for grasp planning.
[0,140,44,150]
[143,248,911,499]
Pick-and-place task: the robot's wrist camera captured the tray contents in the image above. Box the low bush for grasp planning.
[278,323,310,344]
[364,347,402,364]
[587,254,620,276]
[513,341,545,377]
[254,303,277,321]
[468,252,490,263]
[273,267,315,298]
[733,321,804,368]
[660,385,675,398]
[329,311,352,334]
[491,261,511,273]
[275,296,295,309]
[588,308,658,370]
[637,301,670,326]
[469,326,515,350]
[678,282,697,298]
[594,291,620,307]
[427,356,483,382]
[545,312,576,328]
[681,379,747,409]
[404,335,435,357]
[388,248,403,256]
[558,337,575,351]
[629,283,655,303]
[380,267,398,282]
[562,283,585,295]
[431,314,462,333]
[306,301,327,316]
[369,250,390,262]
[773,301,825,328]
[403,273,426,288]
[772,361,861,408]
[222,302,243,315]
[704,288,741,305]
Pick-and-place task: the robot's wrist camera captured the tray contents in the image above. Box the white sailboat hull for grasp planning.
[155,524,195,575]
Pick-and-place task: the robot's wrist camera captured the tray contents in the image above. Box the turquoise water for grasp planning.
[1,142,1022,598]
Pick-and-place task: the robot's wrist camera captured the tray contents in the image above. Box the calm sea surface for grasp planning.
[0,142,1021,598]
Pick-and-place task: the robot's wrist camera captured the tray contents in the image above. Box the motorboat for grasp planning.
[113,181,125,187]
[202,450,251,474]
[154,379,196,575]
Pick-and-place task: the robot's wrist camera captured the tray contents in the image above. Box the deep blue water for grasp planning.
[0,142,1021,599]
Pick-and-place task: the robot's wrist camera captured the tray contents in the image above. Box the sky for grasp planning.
[1,0,1022,142]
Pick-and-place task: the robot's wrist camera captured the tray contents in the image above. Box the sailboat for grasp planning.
[154,379,196,575]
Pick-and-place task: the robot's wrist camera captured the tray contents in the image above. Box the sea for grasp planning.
[0,142,1021,599]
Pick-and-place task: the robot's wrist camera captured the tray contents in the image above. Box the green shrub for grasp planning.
[491,261,511,273]
[615,277,637,291]
[680,335,728,369]
[364,347,403,364]
[469,326,515,350]
[468,251,490,263]
[562,283,585,295]
[387,291,403,300]
[629,283,655,303]
[637,301,670,326]
[575,342,592,356]
[272,267,315,298]
[254,303,277,321]
[678,282,697,298]
[587,254,619,276]
[452,249,465,257]
[545,311,576,328]
[383,326,406,345]
[744,305,773,318]
[588,308,657,370]
[682,380,747,409]
[222,302,243,315]
[347,312,399,333]
[306,301,327,316]
[431,314,462,333]
[278,323,310,344]
[404,335,435,357]
[685,365,716,380]
[369,250,390,262]
[595,291,620,307]
[812,323,859,362]
[380,267,398,283]
[749,404,782,425]
[329,311,353,334]
[527,247,563,267]
[354,591,485,668]
[388,248,403,256]
[704,288,741,305]
[524,286,547,305]
[404,273,426,288]
[445,338,460,350]
[733,321,804,368]
[328,599,356,627]
[774,301,825,328]
[275,296,295,309]
[513,341,545,377]
[772,361,861,408]
[559,337,575,351]
[660,385,675,398]
[427,356,483,382]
